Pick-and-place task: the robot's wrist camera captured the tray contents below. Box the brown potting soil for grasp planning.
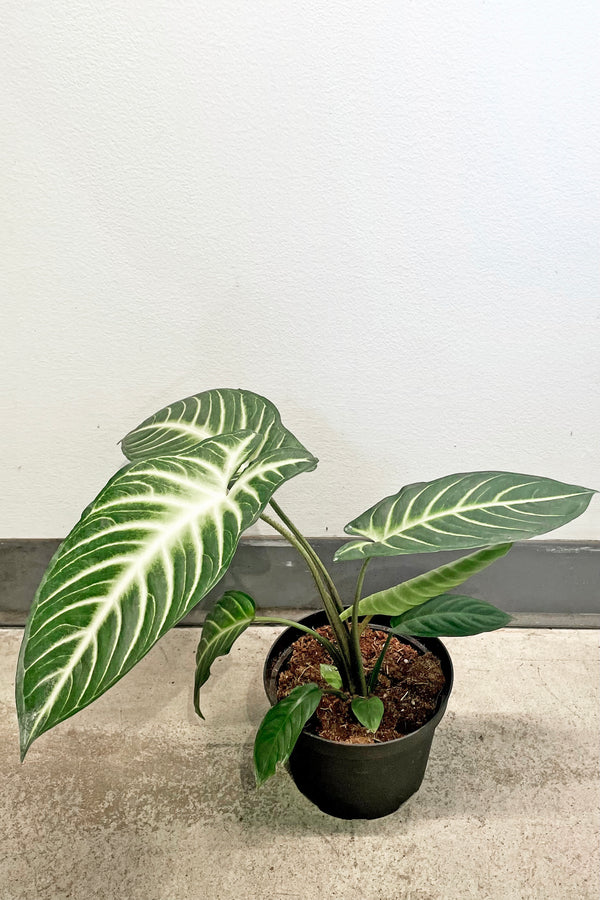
[276,626,446,744]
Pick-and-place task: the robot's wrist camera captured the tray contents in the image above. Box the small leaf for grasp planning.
[320,664,342,690]
[254,684,322,786]
[390,593,513,637]
[194,591,255,718]
[351,696,384,733]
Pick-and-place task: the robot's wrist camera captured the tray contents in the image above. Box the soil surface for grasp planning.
[276,626,446,744]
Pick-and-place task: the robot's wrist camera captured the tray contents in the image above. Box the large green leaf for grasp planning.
[121,387,308,462]
[17,431,316,758]
[340,543,512,620]
[390,594,513,637]
[194,590,256,719]
[334,471,595,560]
[254,683,323,786]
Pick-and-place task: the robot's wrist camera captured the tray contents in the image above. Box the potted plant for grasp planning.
[16,389,596,819]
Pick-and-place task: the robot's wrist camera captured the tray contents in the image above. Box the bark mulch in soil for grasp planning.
[276,625,446,744]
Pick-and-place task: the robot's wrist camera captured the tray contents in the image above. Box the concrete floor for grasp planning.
[0,627,598,900]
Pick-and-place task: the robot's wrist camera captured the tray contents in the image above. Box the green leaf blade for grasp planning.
[194,591,255,718]
[334,471,596,560]
[320,664,342,690]
[341,543,512,620]
[17,430,316,758]
[121,387,310,463]
[254,684,323,786]
[390,594,513,637]
[351,696,384,733]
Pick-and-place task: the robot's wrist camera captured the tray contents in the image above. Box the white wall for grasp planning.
[1,1,599,539]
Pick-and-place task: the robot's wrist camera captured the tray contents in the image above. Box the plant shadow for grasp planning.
[234,709,594,836]
[4,706,593,899]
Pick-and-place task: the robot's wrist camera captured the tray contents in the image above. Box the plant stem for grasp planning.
[353,559,370,610]
[358,614,373,637]
[350,560,370,695]
[322,688,347,700]
[353,560,374,638]
[259,513,330,608]
[368,633,392,692]
[259,512,355,690]
[268,498,345,615]
[253,616,344,669]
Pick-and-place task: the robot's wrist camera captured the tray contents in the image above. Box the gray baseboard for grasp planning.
[1,537,598,628]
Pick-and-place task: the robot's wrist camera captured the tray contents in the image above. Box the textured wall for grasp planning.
[2,1,599,538]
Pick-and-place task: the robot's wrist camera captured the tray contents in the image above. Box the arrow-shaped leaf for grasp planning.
[194,591,256,718]
[390,594,513,637]
[340,543,512,620]
[254,683,322,786]
[334,471,595,560]
[351,696,384,732]
[121,387,308,462]
[16,430,316,758]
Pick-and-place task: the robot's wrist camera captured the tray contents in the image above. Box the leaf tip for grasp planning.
[193,688,205,720]
[253,754,273,789]
[19,728,33,763]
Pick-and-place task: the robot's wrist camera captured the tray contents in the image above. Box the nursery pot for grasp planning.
[263,611,453,820]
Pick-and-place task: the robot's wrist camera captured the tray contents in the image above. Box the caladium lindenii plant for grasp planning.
[16,389,596,789]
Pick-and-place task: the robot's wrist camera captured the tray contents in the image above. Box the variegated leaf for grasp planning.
[121,387,308,462]
[340,543,512,620]
[335,472,595,560]
[194,591,256,718]
[17,431,317,758]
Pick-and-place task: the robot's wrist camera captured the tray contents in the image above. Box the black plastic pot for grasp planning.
[263,610,453,820]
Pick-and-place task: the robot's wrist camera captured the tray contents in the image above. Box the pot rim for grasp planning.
[262,610,454,750]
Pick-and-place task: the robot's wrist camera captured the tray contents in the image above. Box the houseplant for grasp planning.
[16,389,595,818]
